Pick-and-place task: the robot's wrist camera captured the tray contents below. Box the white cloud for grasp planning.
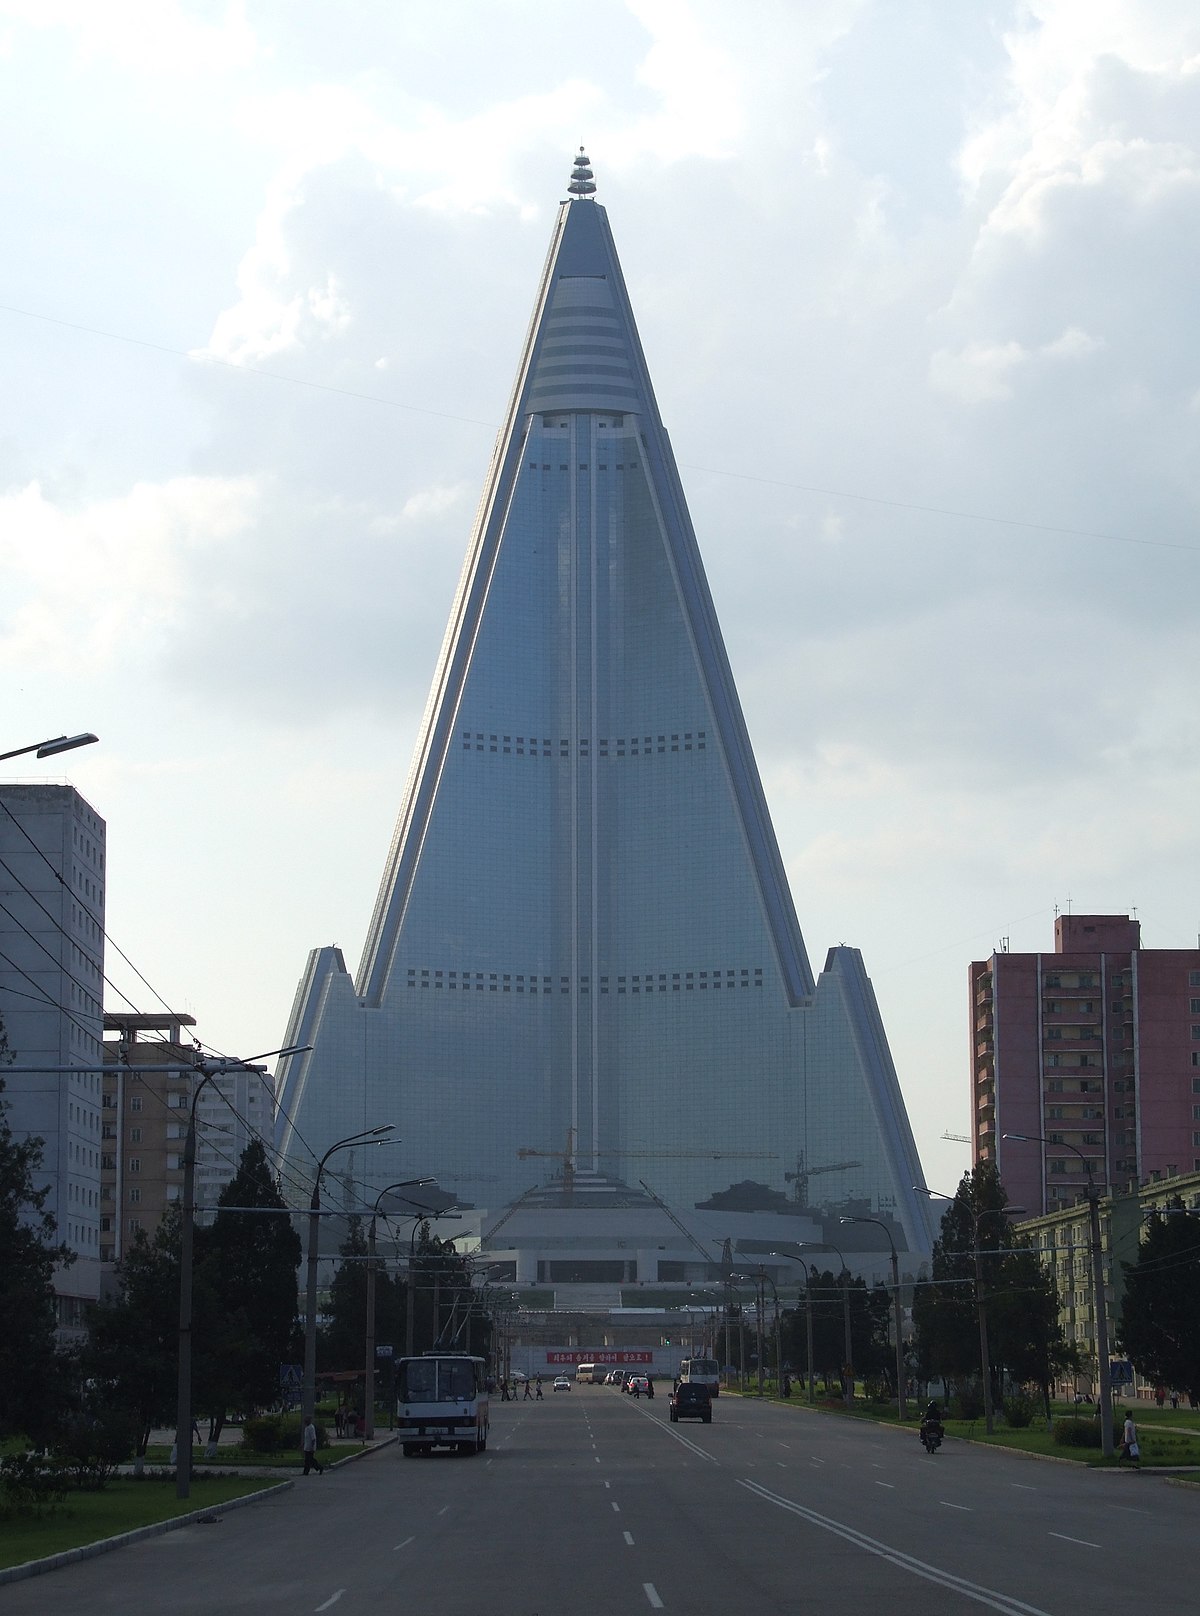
[0,0,257,74]
[0,475,260,670]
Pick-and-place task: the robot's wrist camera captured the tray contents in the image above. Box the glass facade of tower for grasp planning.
[276,183,933,1261]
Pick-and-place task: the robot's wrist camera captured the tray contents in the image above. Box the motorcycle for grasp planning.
[920,1418,943,1454]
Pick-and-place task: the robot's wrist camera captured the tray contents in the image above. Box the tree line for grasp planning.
[0,1012,484,1462]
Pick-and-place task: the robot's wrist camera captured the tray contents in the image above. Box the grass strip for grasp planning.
[0,1474,284,1572]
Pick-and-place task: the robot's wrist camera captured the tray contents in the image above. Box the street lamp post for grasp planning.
[1004,1132,1114,1457]
[175,1046,308,1501]
[771,1251,818,1402]
[841,1215,907,1421]
[0,732,98,763]
[730,1271,781,1396]
[404,1210,461,1357]
[303,1126,396,1426]
[364,1180,435,1439]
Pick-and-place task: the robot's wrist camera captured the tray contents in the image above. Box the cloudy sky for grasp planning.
[3,0,1198,1196]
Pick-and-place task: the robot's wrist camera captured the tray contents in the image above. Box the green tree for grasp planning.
[781,1271,889,1392]
[912,1165,1070,1412]
[84,1207,183,1459]
[408,1223,476,1356]
[0,1022,73,1443]
[320,1214,407,1375]
[1118,1203,1200,1403]
[194,1138,303,1434]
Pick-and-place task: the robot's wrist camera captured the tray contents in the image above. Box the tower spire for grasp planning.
[567,145,596,197]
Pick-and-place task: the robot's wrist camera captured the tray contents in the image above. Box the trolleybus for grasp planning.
[395,1354,489,1456]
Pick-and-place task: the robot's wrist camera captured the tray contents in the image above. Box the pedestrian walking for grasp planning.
[523,1377,533,1400]
[302,1417,323,1475]
[1118,1411,1140,1468]
[535,1376,543,1399]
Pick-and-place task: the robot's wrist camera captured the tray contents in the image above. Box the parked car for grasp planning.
[669,1383,712,1423]
[553,1375,571,1391]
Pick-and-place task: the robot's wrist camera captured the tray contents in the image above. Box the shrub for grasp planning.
[1002,1392,1038,1430]
[241,1414,326,1454]
[0,1452,69,1518]
[950,1385,984,1421]
[1053,1417,1101,1449]
[51,1408,139,1489]
[241,1415,286,1454]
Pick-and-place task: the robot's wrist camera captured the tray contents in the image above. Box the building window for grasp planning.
[130,1095,143,1112]
[129,1127,141,1144]
[128,1158,140,1174]
[1050,1159,1067,1174]
[1191,999,1200,1014]
[129,1187,141,1204]
[1190,970,1200,988]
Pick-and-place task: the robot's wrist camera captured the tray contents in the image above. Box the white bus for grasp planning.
[574,1363,598,1383]
[395,1354,490,1456]
[678,1356,720,1397]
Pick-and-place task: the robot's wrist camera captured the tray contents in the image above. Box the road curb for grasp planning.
[0,1479,293,1588]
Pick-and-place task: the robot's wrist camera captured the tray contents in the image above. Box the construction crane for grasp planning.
[784,1153,861,1209]
[517,1130,777,1204]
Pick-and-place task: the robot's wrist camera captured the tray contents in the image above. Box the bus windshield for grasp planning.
[398,1358,478,1404]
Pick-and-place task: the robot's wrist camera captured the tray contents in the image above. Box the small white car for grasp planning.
[553,1375,571,1391]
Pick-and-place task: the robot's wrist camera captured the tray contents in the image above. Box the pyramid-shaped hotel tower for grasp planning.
[276,153,932,1274]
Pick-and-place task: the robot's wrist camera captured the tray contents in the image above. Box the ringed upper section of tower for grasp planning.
[567,145,597,198]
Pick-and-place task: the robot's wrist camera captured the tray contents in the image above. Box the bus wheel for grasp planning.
[402,1443,416,1457]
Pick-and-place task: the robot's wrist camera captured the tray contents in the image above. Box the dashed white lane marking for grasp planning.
[315,1594,344,1612]
[874,1481,895,1489]
[612,1501,621,1512]
[1049,1532,1101,1549]
[777,1461,786,1467]
[644,1584,664,1609]
[940,1502,971,1511]
[438,1505,450,1516]
[604,1480,611,1488]
[594,1455,601,1463]
[393,1537,414,1552]
[624,1531,635,1546]
[1010,1483,1034,1491]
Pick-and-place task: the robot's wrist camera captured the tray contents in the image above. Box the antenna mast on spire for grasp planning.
[567,146,596,197]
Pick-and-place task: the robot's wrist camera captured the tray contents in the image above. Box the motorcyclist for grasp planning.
[920,1400,944,1444]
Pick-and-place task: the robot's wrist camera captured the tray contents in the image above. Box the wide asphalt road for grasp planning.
[9,1388,1195,1615]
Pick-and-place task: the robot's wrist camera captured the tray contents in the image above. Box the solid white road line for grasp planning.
[738,1480,1052,1616]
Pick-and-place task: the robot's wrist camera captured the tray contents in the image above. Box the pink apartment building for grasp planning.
[971,915,1200,1215]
